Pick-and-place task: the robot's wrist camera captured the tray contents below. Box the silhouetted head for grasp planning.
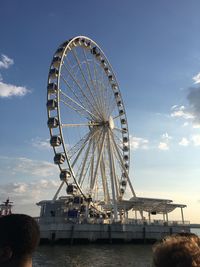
[152,233,200,267]
[0,214,40,267]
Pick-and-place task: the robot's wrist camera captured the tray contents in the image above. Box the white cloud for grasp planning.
[31,137,50,150]
[183,122,189,127]
[14,157,58,177]
[158,142,169,151]
[157,132,171,150]
[179,137,189,147]
[0,54,30,98]
[13,183,28,193]
[191,134,200,146]
[192,72,200,84]
[129,136,149,150]
[193,123,200,129]
[0,54,14,69]
[0,179,60,207]
[0,156,58,178]
[170,105,194,120]
[161,132,172,141]
[0,81,30,98]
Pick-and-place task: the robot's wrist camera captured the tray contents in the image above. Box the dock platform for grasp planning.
[37,218,190,243]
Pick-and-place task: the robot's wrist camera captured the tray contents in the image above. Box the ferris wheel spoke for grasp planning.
[90,129,106,191]
[60,74,91,112]
[70,127,101,165]
[62,62,101,118]
[80,162,91,189]
[104,77,114,116]
[112,130,124,147]
[99,72,115,118]
[77,127,103,188]
[61,122,100,127]
[82,48,104,117]
[106,79,116,115]
[92,57,107,119]
[98,144,110,203]
[67,131,91,160]
[109,129,136,197]
[99,67,108,116]
[60,99,91,121]
[114,127,127,134]
[95,62,108,118]
[77,138,93,184]
[60,89,100,120]
[113,114,122,120]
[71,49,103,119]
[99,67,113,115]
[81,139,100,191]
[97,67,110,119]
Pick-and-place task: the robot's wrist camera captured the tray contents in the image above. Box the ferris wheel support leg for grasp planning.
[52,181,65,201]
[85,203,89,223]
[107,130,118,222]
[110,132,137,198]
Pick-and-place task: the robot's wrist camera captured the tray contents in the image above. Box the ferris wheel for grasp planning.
[47,36,136,219]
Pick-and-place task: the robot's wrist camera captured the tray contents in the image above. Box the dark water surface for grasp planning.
[33,244,152,267]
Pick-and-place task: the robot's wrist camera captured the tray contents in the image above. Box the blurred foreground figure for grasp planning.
[152,233,200,267]
[0,214,40,267]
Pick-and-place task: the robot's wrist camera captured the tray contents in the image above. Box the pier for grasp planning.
[37,216,190,243]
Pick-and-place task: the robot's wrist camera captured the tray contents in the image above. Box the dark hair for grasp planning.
[0,214,40,258]
[152,234,200,267]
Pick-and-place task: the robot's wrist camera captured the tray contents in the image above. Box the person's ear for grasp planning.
[0,246,13,262]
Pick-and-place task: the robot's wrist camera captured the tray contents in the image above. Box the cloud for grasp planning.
[157,132,171,150]
[192,72,200,84]
[158,142,169,150]
[0,81,30,98]
[31,137,50,150]
[161,132,172,141]
[0,179,60,205]
[170,105,194,120]
[0,54,31,98]
[0,156,58,178]
[179,137,189,147]
[14,157,58,177]
[129,135,149,150]
[191,134,200,146]
[0,54,14,69]
[178,135,200,147]
[0,178,63,216]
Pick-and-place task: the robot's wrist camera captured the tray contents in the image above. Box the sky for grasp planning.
[0,0,200,222]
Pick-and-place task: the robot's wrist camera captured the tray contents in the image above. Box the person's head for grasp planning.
[0,214,40,267]
[152,233,200,267]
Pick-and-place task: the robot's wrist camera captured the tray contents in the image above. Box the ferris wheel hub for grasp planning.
[108,116,115,130]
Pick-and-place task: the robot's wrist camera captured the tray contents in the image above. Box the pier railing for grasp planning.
[125,218,190,226]
[35,216,190,226]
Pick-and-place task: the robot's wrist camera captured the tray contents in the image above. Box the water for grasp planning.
[33,229,200,266]
[191,228,200,237]
[33,244,153,267]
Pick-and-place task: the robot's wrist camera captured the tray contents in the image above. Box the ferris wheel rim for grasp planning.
[47,36,132,204]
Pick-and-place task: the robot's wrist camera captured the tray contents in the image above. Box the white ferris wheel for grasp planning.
[47,36,136,220]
